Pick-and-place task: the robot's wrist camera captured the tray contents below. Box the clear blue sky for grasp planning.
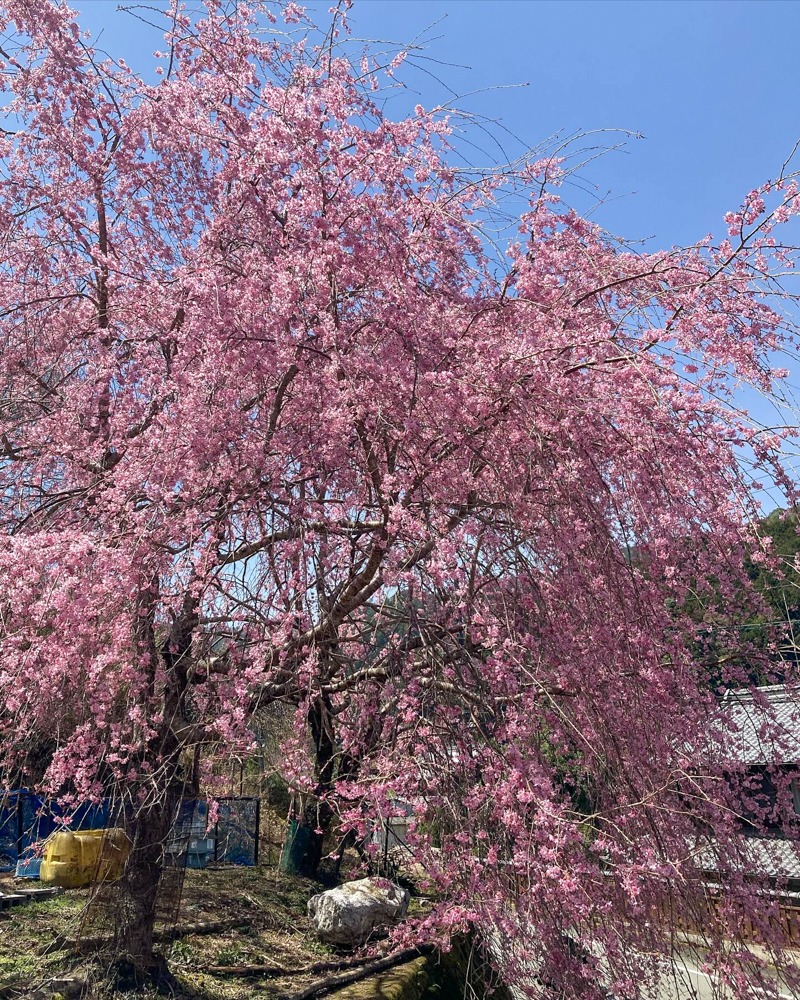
[75,0,800,250]
[70,0,800,506]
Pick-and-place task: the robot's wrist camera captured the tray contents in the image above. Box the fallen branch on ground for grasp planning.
[206,952,377,977]
[39,917,252,956]
[155,918,252,943]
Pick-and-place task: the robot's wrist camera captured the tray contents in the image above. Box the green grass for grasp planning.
[211,943,251,967]
[0,951,37,987]
[0,859,440,998]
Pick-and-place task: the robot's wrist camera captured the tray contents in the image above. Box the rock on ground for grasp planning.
[307,877,410,946]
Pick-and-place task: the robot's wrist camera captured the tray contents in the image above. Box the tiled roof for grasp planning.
[721,684,800,765]
[697,834,800,882]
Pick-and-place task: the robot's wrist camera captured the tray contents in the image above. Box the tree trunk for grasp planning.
[116,791,178,972]
[114,581,200,970]
[294,696,336,877]
[299,702,377,875]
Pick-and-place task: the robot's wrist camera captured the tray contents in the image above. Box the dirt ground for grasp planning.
[0,862,367,999]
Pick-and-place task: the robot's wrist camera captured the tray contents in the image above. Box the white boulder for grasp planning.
[307,877,410,946]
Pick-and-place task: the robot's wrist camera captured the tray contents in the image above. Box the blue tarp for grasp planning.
[21,793,55,851]
[15,847,42,878]
[0,792,114,871]
[0,791,23,872]
[0,792,258,871]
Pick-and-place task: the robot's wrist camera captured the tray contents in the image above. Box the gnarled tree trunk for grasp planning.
[298,694,337,876]
[116,791,178,973]
[114,588,199,973]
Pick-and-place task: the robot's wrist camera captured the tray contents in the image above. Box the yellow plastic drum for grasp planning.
[40,828,130,889]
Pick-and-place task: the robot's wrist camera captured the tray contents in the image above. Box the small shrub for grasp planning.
[213,943,248,966]
[168,939,197,967]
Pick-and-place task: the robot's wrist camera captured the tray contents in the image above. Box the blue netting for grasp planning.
[172,798,207,837]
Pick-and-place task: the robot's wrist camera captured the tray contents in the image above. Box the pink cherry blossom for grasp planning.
[2,0,800,991]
